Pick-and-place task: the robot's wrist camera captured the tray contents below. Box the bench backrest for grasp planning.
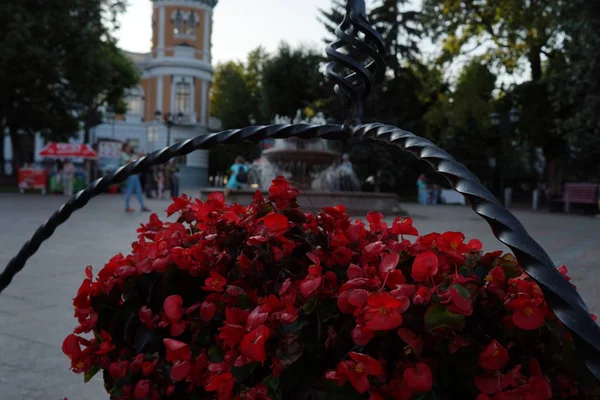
[564,183,598,203]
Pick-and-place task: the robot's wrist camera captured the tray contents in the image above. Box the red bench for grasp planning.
[553,183,598,213]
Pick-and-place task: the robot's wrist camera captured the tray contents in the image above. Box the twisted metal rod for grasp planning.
[1,123,599,381]
[325,0,386,127]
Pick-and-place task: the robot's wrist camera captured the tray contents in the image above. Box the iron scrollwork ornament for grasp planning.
[325,0,386,128]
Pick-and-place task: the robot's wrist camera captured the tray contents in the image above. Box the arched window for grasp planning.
[186,12,197,36]
[175,81,191,115]
[126,87,144,116]
[173,10,184,35]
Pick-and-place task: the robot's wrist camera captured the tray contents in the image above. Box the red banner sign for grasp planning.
[39,142,98,159]
[18,168,47,193]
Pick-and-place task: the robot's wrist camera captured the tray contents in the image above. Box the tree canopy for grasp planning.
[0,0,137,172]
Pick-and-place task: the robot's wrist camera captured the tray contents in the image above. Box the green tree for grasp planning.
[210,61,255,129]
[551,0,600,181]
[421,0,562,82]
[0,0,133,173]
[67,40,140,144]
[260,43,327,120]
[424,61,499,185]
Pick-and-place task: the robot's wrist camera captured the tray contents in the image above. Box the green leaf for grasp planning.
[84,363,101,383]
[303,296,318,314]
[280,318,308,333]
[231,362,259,382]
[424,304,465,332]
[263,375,281,400]
[208,345,224,363]
[451,283,470,300]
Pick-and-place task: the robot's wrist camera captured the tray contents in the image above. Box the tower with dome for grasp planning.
[90,0,219,187]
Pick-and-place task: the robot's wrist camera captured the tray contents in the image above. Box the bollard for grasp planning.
[532,189,539,211]
[504,187,513,208]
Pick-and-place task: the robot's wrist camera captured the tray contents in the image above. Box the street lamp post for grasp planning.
[155,110,184,147]
[105,107,116,139]
[489,107,520,207]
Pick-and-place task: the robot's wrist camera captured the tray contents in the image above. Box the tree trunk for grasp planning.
[529,46,542,82]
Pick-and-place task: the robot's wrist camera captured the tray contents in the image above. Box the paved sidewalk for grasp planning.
[0,193,598,399]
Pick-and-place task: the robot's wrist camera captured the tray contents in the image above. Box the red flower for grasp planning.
[204,271,227,292]
[351,324,375,346]
[412,286,432,305]
[299,265,323,298]
[205,372,235,400]
[170,360,192,382]
[62,334,82,361]
[268,176,299,209]
[506,297,545,330]
[411,251,439,282]
[134,380,151,399]
[363,292,407,331]
[380,252,400,274]
[163,339,191,362]
[397,328,423,355]
[479,340,509,371]
[164,295,183,321]
[109,360,129,379]
[403,362,433,393]
[166,195,191,216]
[201,300,217,322]
[337,352,384,394]
[263,213,289,233]
[240,325,271,364]
[391,217,418,236]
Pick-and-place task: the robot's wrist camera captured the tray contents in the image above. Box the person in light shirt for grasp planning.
[62,159,76,196]
[121,143,151,213]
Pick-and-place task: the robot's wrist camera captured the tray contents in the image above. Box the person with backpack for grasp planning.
[224,156,248,198]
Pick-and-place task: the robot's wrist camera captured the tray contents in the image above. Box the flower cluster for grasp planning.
[64,177,597,399]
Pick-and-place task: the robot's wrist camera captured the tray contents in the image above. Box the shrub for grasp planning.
[63,177,598,399]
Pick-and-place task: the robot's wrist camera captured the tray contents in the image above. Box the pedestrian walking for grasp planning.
[121,143,151,213]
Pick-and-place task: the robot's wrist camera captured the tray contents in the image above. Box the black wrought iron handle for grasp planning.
[2,123,599,380]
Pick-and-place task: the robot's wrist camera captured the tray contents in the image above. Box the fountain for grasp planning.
[200,110,406,215]
[248,110,360,192]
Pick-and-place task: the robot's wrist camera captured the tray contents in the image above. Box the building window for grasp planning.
[173,139,187,165]
[173,10,184,35]
[186,12,197,35]
[175,81,191,115]
[126,87,143,116]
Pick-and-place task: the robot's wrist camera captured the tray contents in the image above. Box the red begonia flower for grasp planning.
[109,360,129,379]
[403,362,433,393]
[479,340,509,371]
[205,372,235,400]
[170,360,192,382]
[411,251,439,282]
[391,217,418,236]
[240,325,271,364]
[507,297,545,330]
[380,252,400,274]
[163,339,191,362]
[363,292,406,331]
[203,271,227,292]
[133,380,151,400]
[338,352,383,394]
[163,295,183,321]
[263,213,289,233]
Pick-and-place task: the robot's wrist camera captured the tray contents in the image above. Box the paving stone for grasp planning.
[0,193,598,399]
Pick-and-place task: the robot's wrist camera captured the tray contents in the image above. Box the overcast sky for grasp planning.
[114,0,332,64]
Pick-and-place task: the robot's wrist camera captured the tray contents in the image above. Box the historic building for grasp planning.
[4,0,218,187]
